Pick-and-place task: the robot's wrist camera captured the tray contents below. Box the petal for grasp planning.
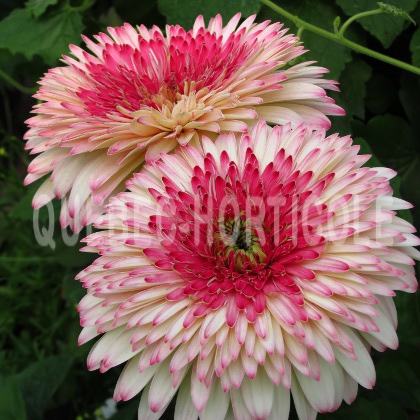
[148,357,180,412]
[174,375,199,420]
[138,382,171,420]
[333,327,376,389]
[291,372,317,420]
[241,370,274,419]
[199,380,230,419]
[267,384,290,420]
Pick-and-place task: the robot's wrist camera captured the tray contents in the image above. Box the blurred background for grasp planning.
[0,0,419,419]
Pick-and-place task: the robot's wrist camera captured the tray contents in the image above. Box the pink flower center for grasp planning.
[144,147,334,322]
[77,28,255,117]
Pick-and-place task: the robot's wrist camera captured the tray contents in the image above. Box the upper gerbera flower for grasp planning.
[77,122,418,419]
[24,13,344,232]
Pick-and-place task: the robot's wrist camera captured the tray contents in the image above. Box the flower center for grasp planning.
[128,84,225,146]
[223,217,252,250]
[216,217,267,272]
[150,151,329,321]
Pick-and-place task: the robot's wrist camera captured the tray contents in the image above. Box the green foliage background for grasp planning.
[0,0,419,418]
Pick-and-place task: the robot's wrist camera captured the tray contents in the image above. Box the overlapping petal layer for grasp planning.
[25,14,343,231]
[77,122,419,419]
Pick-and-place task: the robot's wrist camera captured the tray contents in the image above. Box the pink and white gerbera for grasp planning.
[76,122,418,419]
[24,14,343,232]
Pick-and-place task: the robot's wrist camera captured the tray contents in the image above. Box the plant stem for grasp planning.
[0,68,35,95]
[260,0,420,76]
[66,0,94,12]
[296,26,304,39]
[338,9,382,37]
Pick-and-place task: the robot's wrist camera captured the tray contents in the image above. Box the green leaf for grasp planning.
[353,114,417,169]
[114,0,160,26]
[17,354,73,420]
[0,9,84,65]
[333,15,341,32]
[394,291,420,346]
[336,0,418,48]
[56,245,95,268]
[0,377,27,420]
[9,181,41,222]
[260,0,353,80]
[0,50,26,88]
[157,0,261,29]
[62,273,86,307]
[410,26,420,66]
[374,400,409,419]
[25,0,58,18]
[353,114,419,223]
[352,136,414,222]
[374,346,420,410]
[9,179,61,224]
[335,59,372,119]
[365,73,398,115]
[98,6,124,28]
[399,72,420,135]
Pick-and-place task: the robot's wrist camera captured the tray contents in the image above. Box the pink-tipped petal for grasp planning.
[75,121,418,419]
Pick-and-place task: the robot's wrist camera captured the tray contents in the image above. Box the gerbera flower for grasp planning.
[24,13,343,232]
[76,122,419,419]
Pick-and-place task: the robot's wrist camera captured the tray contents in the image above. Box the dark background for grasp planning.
[0,0,419,418]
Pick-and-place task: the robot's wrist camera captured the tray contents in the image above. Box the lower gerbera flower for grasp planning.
[24,13,343,232]
[77,122,419,419]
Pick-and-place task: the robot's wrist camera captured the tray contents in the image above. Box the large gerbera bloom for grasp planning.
[25,14,343,232]
[77,122,419,419]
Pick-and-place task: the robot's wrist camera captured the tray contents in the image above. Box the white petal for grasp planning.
[333,327,375,389]
[200,380,230,420]
[100,329,142,372]
[376,196,413,210]
[87,326,125,370]
[174,375,199,420]
[148,357,179,412]
[367,306,398,349]
[190,364,213,412]
[32,177,55,209]
[328,358,345,411]
[114,355,158,402]
[78,325,100,345]
[52,153,92,198]
[241,370,274,419]
[138,382,171,420]
[230,387,253,420]
[267,384,290,420]
[342,371,359,404]
[291,372,317,420]
[359,332,387,352]
[228,359,245,388]
[376,296,397,328]
[224,407,236,420]
[295,357,335,413]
